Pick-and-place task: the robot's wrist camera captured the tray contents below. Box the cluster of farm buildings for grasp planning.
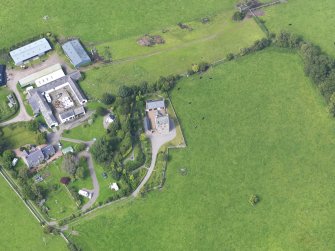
[6,38,91,128]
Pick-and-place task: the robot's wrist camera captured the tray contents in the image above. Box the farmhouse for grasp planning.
[9,38,52,65]
[145,99,170,134]
[24,145,55,168]
[0,64,6,86]
[62,40,91,68]
[19,64,64,88]
[28,72,87,128]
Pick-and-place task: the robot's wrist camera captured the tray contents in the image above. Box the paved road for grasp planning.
[79,151,100,211]
[132,120,176,197]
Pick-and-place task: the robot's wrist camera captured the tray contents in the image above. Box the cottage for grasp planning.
[145,99,170,134]
[10,38,52,65]
[62,40,91,68]
[24,145,55,168]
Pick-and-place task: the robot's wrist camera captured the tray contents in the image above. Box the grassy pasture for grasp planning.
[68,49,335,250]
[0,177,67,251]
[263,0,335,56]
[0,0,237,50]
[80,14,264,98]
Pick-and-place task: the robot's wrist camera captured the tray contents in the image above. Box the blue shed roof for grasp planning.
[62,40,91,67]
[10,38,51,65]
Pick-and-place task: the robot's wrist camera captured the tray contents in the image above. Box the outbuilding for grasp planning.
[10,38,52,65]
[0,64,6,86]
[62,40,91,68]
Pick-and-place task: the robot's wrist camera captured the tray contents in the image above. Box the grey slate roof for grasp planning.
[62,40,91,68]
[0,65,6,85]
[28,72,87,128]
[146,99,165,110]
[25,145,55,168]
[26,149,45,168]
[10,38,51,65]
[59,109,75,120]
[28,92,58,128]
[73,106,85,116]
[41,145,55,159]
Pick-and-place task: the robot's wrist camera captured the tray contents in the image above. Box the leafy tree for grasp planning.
[26,120,39,132]
[74,143,86,153]
[0,150,15,170]
[76,157,88,179]
[226,53,234,61]
[103,46,112,62]
[192,64,199,73]
[118,85,132,98]
[91,136,119,166]
[37,132,47,145]
[232,11,246,21]
[101,93,115,105]
[96,106,108,116]
[62,154,78,177]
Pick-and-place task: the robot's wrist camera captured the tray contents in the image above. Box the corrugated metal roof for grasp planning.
[19,63,63,87]
[62,40,91,67]
[0,65,5,85]
[10,38,51,65]
[146,99,165,110]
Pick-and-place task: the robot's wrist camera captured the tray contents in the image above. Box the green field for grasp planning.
[263,0,335,56]
[0,0,238,50]
[80,12,264,98]
[67,49,335,250]
[0,176,67,250]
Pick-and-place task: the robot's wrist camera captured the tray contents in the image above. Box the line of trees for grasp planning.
[275,31,335,116]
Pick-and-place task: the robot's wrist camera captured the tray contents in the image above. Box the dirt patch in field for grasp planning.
[245,9,265,18]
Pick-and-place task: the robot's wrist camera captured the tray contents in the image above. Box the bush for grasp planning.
[60,177,71,185]
[74,143,86,153]
[96,106,108,116]
[249,194,259,206]
[232,11,246,21]
[101,93,115,105]
[226,53,235,61]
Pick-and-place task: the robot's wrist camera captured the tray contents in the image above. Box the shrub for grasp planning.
[60,177,71,185]
[232,11,246,21]
[226,53,235,61]
[249,194,259,206]
[101,93,115,105]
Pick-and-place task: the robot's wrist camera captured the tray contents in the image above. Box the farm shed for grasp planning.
[19,63,63,87]
[0,65,6,86]
[9,38,52,65]
[62,40,91,68]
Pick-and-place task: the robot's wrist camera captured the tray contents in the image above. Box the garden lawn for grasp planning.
[0,177,66,250]
[80,14,264,98]
[68,49,335,250]
[40,158,79,219]
[1,123,39,149]
[64,115,105,141]
[0,87,18,122]
[263,0,335,56]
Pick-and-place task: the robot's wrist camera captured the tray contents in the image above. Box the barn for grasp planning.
[62,39,91,68]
